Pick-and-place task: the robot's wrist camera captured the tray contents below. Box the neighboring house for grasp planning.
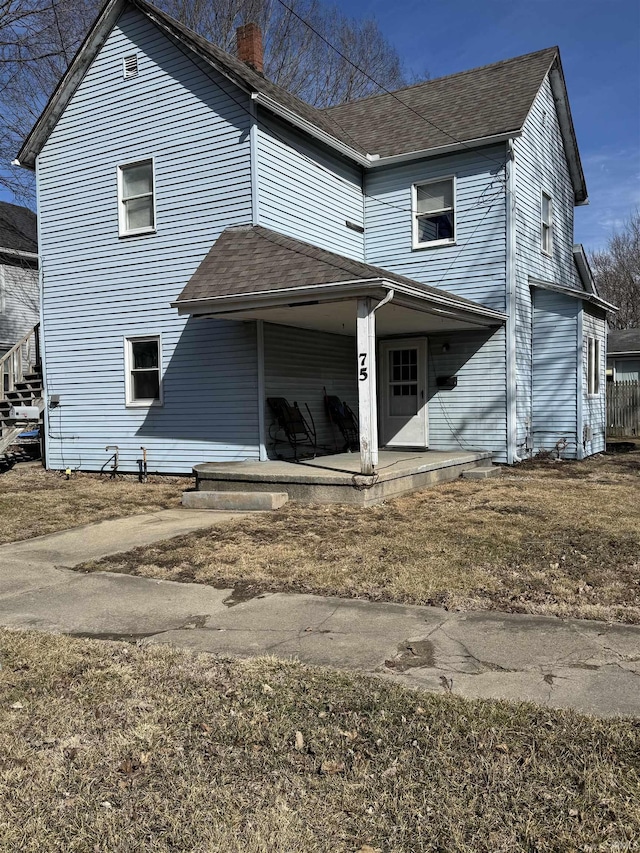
[607,329,640,382]
[0,202,39,358]
[14,0,614,475]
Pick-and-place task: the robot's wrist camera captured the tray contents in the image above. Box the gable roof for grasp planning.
[607,329,640,355]
[323,48,558,158]
[15,0,586,202]
[0,202,37,254]
[174,224,506,325]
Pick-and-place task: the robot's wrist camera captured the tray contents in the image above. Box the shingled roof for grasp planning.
[323,48,558,158]
[175,224,501,319]
[0,202,37,254]
[608,329,640,355]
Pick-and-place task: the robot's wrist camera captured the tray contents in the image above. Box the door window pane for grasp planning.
[389,349,419,415]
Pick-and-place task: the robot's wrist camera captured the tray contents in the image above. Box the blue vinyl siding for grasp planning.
[514,76,579,452]
[0,262,39,351]
[426,328,508,461]
[38,7,257,473]
[582,310,607,455]
[263,323,358,457]
[256,114,365,260]
[364,145,508,311]
[532,290,578,457]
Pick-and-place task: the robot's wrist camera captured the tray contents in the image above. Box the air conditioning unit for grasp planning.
[9,405,40,420]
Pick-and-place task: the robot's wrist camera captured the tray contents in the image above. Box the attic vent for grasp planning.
[123,54,138,79]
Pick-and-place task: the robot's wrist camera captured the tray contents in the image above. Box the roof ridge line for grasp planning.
[323,46,559,112]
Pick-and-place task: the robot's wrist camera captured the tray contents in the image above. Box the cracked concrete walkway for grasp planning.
[1,509,638,718]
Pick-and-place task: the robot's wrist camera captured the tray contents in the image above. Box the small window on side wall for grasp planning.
[118,159,155,236]
[587,336,600,396]
[413,178,455,249]
[125,335,162,406]
[541,191,552,255]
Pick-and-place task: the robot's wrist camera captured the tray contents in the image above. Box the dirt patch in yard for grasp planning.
[1,629,638,852]
[0,467,186,544]
[80,451,640,625]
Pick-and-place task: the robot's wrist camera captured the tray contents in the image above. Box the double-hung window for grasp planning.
[587,336,601,396]
[412,178,455,248]
[541,191,552,255]
[118,159,155,236]
[125,335,162,406]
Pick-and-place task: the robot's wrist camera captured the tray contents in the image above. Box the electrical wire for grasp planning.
[273,0,515,176]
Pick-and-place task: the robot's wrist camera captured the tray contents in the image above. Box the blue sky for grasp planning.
[2,0,638,251]
[346,0,640,250]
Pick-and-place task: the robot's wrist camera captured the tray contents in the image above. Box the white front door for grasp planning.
[380,339,428,448]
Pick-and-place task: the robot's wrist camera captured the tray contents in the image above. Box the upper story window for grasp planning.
[587,336,601,396]
[412,178,455,249]
[118,159,155,237]
[541,191,553,255]
[125,335,162,406]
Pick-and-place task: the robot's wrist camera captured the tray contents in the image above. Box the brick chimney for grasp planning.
[236,22,264,74]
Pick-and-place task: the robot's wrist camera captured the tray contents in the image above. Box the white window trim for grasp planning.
[117,158,156,238]
[412,176,457,250]
[587,336,601,396]
[541,190,553,256]
[124,334,163,407]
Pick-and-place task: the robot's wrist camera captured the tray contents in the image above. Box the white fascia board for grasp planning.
[253,94,371,167]
[529,276,617,313]
[369,132,519,168]
[572,244,597,295]
[173,280,389,314]
[16,0,125,169]
[173,278,506,325]
[548,65,588,205]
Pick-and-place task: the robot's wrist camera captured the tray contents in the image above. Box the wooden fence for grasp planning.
[607,381,640,437]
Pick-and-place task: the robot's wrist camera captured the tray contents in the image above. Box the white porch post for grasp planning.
[356,297,378,475]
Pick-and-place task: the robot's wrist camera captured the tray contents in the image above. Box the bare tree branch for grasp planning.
[590,211,640,330]
[1,0,422,205]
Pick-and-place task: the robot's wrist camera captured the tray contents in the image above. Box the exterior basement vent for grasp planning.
[123,54,138,79]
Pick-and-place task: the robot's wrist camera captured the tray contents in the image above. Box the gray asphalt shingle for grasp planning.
[0,202,37,254]
[175,224,495,314]
[322,48,558,157]
[608,329,640,354]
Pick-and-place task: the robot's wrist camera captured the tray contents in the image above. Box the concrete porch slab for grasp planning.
[194,449,494,505]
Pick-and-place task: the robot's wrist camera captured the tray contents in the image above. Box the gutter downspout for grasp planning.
[505,139,520,463]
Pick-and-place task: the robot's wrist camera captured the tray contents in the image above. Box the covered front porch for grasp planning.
[173,225,508,490]
[193,448,494,507]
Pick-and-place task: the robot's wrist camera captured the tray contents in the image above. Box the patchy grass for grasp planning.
[0,466,186,544]
[82,451,640,625]
[1,629,638,853]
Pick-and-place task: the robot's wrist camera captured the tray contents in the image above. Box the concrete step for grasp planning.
[462,465,502,480]
[182,490,289,511]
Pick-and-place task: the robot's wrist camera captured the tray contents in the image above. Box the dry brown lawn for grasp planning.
[1,628,638,853]
[0,466,186,544]
[83,449,640,625]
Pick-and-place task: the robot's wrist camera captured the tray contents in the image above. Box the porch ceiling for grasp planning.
[188,297,495,336]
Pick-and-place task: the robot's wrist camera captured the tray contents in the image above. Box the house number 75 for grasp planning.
[359,353,368,381]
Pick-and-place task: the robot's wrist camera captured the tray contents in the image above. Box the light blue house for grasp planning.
[15,0,613,487]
